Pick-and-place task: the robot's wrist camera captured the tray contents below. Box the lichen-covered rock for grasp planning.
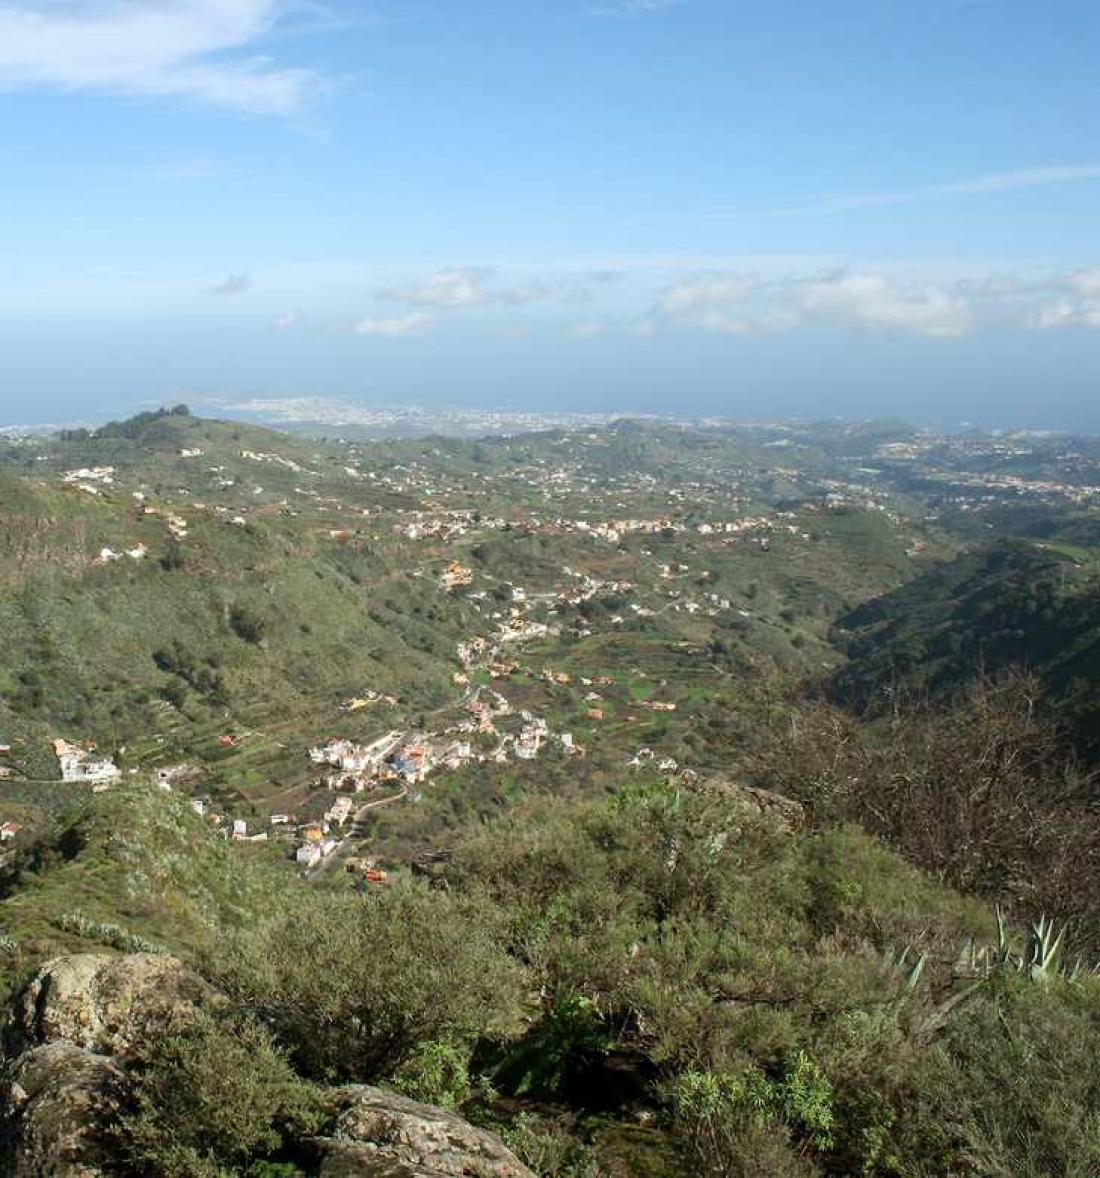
[1,953,217,1173]
[711,778,806,832]
[2,955,531,1178]
[315,1085,535,1178]
[11,952,216,1057]
[2,1040,121,1177]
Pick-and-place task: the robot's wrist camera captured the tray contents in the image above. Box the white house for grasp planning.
[296,844,322,869]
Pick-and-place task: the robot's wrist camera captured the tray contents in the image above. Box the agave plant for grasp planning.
[1023,913,1067,983]
[1063,956,1100,983]
[884,945,926,990]
[992,906,1014,971]
[952,909,1081,983]
[893,910,1100,1040]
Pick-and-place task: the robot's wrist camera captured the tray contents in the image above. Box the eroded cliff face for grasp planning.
[0,953,534,1178]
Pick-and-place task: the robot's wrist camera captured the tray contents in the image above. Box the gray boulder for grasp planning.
[12,952,216,1057]
[2,1041,121,1177]
[315,1085,534,1178]
[2,952,213,1176]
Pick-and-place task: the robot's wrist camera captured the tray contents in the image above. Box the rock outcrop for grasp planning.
[1,953,534,1178]
[11,952,216,1057]
[4,1041,122,1177]
[315,1086,534,1178]
[1,953,212,1177]
[710,777,806,832]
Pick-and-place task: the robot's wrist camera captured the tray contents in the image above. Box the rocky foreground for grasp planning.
[1,952,534,1178]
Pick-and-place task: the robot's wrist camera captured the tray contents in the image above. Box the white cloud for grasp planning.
[649,268,976,337]
[354,312,433,337]
[381,268,492,309]
[1028,267,1100,330]
[692,310,759,335]
[1031,299,1100,330]
[794,271,973,337]
[657,275,755,317]
[650,272,790,335]
[381,267,559,310]
[207,272,252,296]
[273,309,301,330]
[1067,268,1100,298]
[0,1,319,115]
[569,320,607,339]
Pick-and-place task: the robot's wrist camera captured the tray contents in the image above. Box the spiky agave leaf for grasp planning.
[1025,914,1067,982]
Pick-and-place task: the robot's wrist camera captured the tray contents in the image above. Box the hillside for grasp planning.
[830,541,1100,757]
[0,783,296,980]
[0,410,948,839]
[5,768,1100,1178]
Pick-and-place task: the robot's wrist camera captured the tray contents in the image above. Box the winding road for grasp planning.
[304,784,408,881]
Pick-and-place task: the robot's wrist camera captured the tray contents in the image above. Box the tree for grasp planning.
[755,673,1100,946]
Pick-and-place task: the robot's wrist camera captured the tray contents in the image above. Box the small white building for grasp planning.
[296,844,322,869]
[326,796,354,826]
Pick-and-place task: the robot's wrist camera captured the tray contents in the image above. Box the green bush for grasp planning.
[110,1009,326,1177]
[391,1040,472,1108]
[210,882,527,1082]
[887,977,1100,1177]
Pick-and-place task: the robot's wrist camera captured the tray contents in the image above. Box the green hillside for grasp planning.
[0,410,946,828]
[830,541,1100,756]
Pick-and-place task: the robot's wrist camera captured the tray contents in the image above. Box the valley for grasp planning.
[1,409,1099,1177]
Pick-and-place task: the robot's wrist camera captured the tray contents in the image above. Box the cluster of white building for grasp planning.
[61,466,115,495]
[95,543,148,564]
[53,740,121,788]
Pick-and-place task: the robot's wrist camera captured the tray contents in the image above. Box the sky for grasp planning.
[1,0,1100,430]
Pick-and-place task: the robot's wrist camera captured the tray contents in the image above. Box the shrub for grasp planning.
[670,1065,824,1177]
[229,605,266,645]
[110,1009,326,1177]
[500,1111,597,1178]
[210,883,527,1082]
[391,1040,472,1108]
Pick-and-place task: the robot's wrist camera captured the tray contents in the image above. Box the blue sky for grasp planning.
[1,0,1100,428]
